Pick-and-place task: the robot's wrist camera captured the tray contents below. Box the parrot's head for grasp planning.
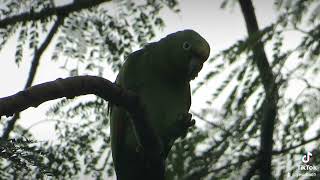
[160,29,210,81]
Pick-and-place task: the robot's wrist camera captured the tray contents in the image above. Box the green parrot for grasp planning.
[109,29,210,180]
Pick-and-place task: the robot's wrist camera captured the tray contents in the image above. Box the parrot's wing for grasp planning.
[109,50,144,172]
[110,104,128,170]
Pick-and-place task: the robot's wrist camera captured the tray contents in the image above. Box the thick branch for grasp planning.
[238,0,279,179]
[0,0,110,29]
[0,76,119,116]
[1,16,64,140]
[0,76,164,177]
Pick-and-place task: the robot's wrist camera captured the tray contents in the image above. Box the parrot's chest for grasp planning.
[140,82,190,137]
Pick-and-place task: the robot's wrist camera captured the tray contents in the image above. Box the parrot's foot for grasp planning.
[175,112,195,138]
[135,145,143,153]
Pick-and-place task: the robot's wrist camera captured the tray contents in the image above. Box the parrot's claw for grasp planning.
[136,145,142,153]
[175,112,195,138]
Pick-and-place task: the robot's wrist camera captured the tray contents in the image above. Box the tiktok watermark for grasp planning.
[288,151,319,178]
[302,152,313,163]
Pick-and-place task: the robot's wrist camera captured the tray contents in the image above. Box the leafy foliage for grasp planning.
[53,1,164,73]
[1,0,320,179]
[165,128,208,180]
[183,0,320,179]
[0,138,54,179]
[0,0,54,64]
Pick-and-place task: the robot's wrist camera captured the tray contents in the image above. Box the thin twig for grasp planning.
[25,16,64,88]
[273,133,320,155]
[191,110,231,135]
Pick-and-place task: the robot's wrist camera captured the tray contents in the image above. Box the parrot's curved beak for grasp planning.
[188,55,204,80]
[188,43,210,81]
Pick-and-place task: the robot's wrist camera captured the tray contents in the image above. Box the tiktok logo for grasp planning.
[302,152,312,163]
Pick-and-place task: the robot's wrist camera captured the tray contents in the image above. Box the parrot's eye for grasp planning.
[182,41,191,51]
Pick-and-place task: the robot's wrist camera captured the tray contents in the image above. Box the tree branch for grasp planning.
[241,159,260,180]
[0,114,19,141]
[238,0,279,179]
[1,15,64,140]
[273,133,320,155]
[241,133,320,179]
[191,111,231,135]
[0,75,164,179]
[0,0,110,29]
[25,16,64,88]
[188,132,320,180]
